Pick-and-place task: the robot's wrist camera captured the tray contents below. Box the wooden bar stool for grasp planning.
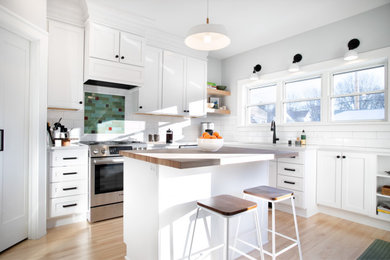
[188,194,264,260]
[239,186,302,260]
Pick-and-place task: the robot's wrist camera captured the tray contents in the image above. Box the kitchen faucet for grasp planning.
[270,120,279,144]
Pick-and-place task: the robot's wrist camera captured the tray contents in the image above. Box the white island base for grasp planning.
[123,157,270,260]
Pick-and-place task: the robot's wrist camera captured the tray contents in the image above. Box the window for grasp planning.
[283,77,321,122]
[331,66,385,121]
[246,84,276,124]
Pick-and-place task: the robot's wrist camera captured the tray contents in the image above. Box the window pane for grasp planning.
[285,100,321,122]
[333,66,385,95]
[249,104,275,124]
[285,78,321,100]
[249,85,276,104]
[332,93,385,121]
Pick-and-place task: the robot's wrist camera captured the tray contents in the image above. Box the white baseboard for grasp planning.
[47,213,87,229]
[318,205,390,231]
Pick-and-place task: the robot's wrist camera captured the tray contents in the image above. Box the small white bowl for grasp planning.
[197,138,224,152]
[207,103,215,108]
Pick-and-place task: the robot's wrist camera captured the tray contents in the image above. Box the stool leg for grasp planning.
[188,207,200,260]
[271,201,276,260]
[224,217,230,260]
[253,209,265,260]
[231,215,241,260]
[291,197,303,260]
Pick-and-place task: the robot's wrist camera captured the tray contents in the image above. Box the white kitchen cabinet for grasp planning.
[88,23,144,66]
[47,20,84,110]
[138,46,162,113]
[161,51,186,115]
[89,23,120,62]
[47,146,88,225]
[317,151,373,215]
[185,57,207,117]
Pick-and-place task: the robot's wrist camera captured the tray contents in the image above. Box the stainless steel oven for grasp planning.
[81,141,146,222]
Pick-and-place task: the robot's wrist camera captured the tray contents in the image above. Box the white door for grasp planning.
[89,23,120,62]
[47,20,84,110]
[341,153,371,215]
[139,46,162,113]
[119,32,144,67]
[161,51,186,115]
[317,151,342,208]
[185,57,206,117]
[0,28,29,252]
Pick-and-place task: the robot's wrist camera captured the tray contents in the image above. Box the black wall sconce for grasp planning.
[250,64,262,80]
[289,54,302,72]
[344,38,360,61]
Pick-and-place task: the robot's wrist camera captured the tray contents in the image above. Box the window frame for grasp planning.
[282,75,323,124]
[329,63,388,123]
[245,83,277,125]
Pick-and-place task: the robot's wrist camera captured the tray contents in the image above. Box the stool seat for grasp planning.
[197,194,257,216]
[244,185,293,201]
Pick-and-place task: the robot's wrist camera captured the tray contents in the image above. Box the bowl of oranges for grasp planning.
[197,131,223,152]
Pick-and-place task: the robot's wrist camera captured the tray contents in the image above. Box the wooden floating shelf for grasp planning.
[134,112,202,118]
[207,108,231,115]
[207,88,231,96]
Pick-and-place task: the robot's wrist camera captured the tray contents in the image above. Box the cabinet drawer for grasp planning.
[48,195,87,218]
[278,162,304,178]
[49,165,87,183]
[278,190,305,209]
[49,149,88,167]
[49,180,86,198]
[277,175,304,192]
[278,152,304,164]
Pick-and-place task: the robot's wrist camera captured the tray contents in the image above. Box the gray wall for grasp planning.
[207,57,222,85]
[221,3,390,115]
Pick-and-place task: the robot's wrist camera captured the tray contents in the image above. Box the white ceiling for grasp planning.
[89,0,390,60]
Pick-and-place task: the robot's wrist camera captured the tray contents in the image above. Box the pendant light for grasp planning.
[344,38,360,61]
[288,54,302,72]
[185,0,231,51]
[250,64,262,80]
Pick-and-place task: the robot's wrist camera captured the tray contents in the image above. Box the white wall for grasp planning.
[0,0,47,30]
[207,57,222,85]
[218,4,390,149]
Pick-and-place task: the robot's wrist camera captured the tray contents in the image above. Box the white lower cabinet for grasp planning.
[317,151,373,216]
[47,147,88,220]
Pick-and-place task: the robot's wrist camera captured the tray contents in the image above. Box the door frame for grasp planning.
[0,6,48,239]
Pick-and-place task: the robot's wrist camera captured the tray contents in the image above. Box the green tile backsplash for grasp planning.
[84,92,125,134]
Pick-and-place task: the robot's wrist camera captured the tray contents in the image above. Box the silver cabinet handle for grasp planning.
[93,158,124,165]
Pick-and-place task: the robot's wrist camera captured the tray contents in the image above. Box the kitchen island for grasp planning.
[120,147,297,260]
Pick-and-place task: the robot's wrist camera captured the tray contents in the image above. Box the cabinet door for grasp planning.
[48,20,84,110]
[89,23,120,62]
[317,151,342,208]
[161,51,186,115]
[139,46,162,113]
[120,32,144,66]
[185,57,206,117]
[341,153,371,215]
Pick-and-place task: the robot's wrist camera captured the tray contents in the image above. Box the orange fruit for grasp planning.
[217,136,223,139]
[202,132,210,138]
[210,135,217,139]
[213,131,220,137]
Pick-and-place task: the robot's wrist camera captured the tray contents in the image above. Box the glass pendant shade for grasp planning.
[344,49,358,61]
[185,23,231,51]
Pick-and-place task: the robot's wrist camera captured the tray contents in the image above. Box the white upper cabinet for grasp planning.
[161,51,186,115]
[89,23,120,62]
[120,32,144,66]
[47,20,84,110]
[185,57,207,117]
[139,46,162,113]
[88,23,144,67]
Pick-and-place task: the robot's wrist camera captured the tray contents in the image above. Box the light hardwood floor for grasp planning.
[1,211,389,260]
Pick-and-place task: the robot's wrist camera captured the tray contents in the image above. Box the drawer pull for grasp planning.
[63,187,77,191]
[284,168,296,172]
[62,203,77,208]
[284,181,295,185]
[63,157,78,160]
[290,156,296,158]
[63,172,77,175]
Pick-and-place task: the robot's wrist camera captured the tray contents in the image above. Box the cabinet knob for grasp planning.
[115,55,119,58]
[79,101,83,104]
[139,106,143,109]
[121,56,124,59]
[342,155,346,159]
[336,155,341,158]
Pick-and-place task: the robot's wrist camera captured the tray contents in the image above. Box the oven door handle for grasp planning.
[93,158,124,165]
